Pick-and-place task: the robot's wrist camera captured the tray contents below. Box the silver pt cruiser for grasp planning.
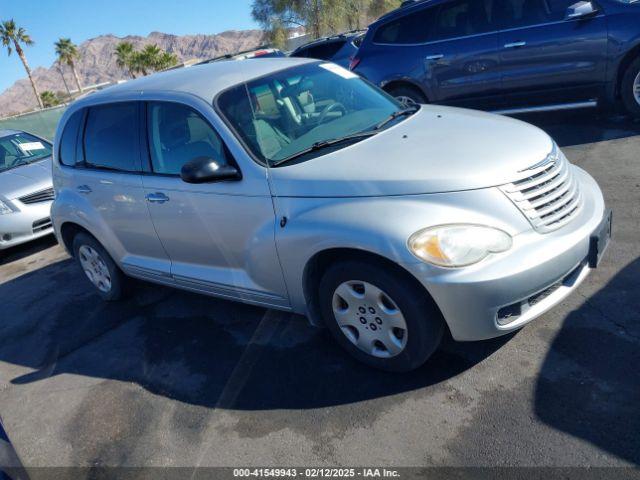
[51,59,612,371]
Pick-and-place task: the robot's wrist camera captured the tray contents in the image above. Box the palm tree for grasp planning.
[55,60,71,97]
[40,90,61,108]
[115,41,136,78]
[54,38,82,93]
[154,51,179,71]
[0,19,43,108]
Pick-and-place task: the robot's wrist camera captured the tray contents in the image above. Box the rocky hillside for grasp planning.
[0,29,266,116]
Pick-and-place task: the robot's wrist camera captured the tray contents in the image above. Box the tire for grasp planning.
[318,260,444,372]
[387,85,427,106]
[72,232,124,301]
[620,57,640,118]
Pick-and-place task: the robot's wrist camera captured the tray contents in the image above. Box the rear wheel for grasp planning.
[72,233,124,301]
[319,261,444,372]
[387,84,427,107]
[621,57,640,118]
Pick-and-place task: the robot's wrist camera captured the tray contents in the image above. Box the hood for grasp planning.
[269,105,554,197]
[0,158,53,200]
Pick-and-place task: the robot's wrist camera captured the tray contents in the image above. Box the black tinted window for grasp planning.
[59,109,84,166]
[304,41,346,60]
[432,0,495,41]
[373,7,435,44]
[147,102,230,176]
[545,0,575,21]
[495,0,553,27]
[83,103,139,172]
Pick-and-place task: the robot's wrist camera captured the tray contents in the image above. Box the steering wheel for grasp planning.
[318,101,347,124]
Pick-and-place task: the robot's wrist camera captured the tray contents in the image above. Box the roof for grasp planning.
[81,57,316,104]
[292,30,366,51]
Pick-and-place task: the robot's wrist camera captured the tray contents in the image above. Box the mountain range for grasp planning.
[0,29,267,117]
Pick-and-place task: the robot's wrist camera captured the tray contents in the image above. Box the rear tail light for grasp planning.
[349,56,361,71]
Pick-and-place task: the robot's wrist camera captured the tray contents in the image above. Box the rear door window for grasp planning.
[59,109,84,167]
[83,102,140,172]
[373,7,436,44]
[431,0,496,41]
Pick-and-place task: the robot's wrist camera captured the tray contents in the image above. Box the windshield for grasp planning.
[0,132,52,173]
[216,62,405,165]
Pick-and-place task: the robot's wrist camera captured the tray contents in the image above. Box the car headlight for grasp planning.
[0,200,14,215]
[408,224,512,267]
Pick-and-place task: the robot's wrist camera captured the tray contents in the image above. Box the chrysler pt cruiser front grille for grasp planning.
[500,147,582,233]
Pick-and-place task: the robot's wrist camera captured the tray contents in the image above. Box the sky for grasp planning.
[0,0,259,92]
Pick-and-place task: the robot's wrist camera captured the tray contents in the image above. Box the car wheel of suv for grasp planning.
[72,232,124,301]
[388,85,427,106]
[318,260,444,372]
[621,57,640,118]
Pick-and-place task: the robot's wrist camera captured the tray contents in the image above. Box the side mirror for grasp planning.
[180,156,240,184]
[566,1,598,20]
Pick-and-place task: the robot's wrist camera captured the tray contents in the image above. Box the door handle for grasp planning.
[504,41,527,49]
[145,192,170,204]
[426,54,445,61]
[76,185,92,194]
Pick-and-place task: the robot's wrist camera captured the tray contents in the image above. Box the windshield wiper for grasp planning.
[374,105,419,131]
[272,130,378,167]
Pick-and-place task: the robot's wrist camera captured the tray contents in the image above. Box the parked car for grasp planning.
[290,30,366,68]
[51,58,611,371]
[0,130,55,253]
[351,0,640,117]
[197,47,285,64]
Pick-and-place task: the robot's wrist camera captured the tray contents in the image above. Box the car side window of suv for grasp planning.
[495,0,560,28]
[58,109,85,167]
[431,0,496,41]
[373,7,436,44]
[147,102,230,176]
[83,102,140,172]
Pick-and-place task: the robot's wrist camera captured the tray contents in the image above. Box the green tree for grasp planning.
[115,41,137,78]
[54,37,83,93]
[40,90,61,108]
[0,19,43,109]
[251,0,400,42]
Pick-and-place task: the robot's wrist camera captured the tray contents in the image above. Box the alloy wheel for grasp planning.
[78,245,112,293]
[396,95,417,107]
[332,280,408,358]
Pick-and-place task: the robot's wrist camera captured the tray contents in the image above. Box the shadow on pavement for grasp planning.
[0,235,58,266]
[1,258,512,410]
[535,258,640,465]
[516,111,640,148]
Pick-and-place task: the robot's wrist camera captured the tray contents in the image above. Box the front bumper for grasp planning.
[404,167,608,341]
[0,200,54,250]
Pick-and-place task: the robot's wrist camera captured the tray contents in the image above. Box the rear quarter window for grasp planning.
[58,109,84,167]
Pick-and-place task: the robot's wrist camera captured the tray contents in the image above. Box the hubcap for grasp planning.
[634,71,640,107]
[78,245,112,293]
[332,281,408,358]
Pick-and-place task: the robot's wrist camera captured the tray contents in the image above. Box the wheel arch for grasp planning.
[302,247,443,329]
[615,42,640,98]
[380,79,429,102]
[59,222,97,257]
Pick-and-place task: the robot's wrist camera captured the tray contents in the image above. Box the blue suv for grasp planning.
[351,0,640,117]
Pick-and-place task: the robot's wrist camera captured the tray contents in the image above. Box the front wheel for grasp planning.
[387,85,427,107]
[319,261,444,372]
[621,57,640,118]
